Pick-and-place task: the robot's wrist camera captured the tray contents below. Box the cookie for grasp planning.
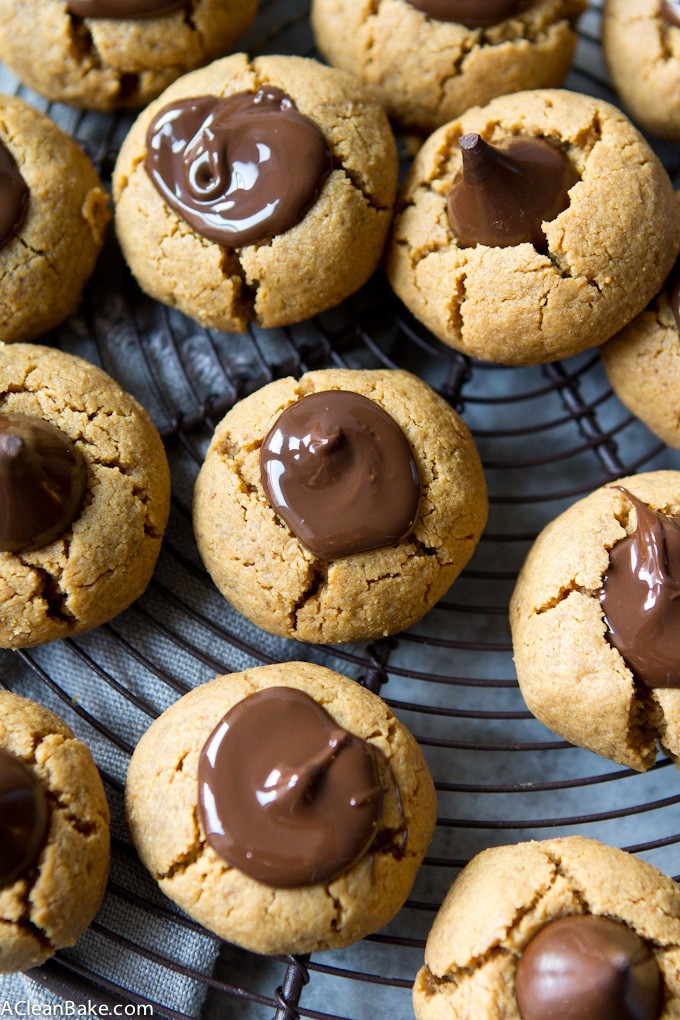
[193,368,487,645]
[0,95,109,344]
[0,343,171,649]
[510,471,680,771]
[386,89,680,365]
[0,692,110,973]
[413,836,680,1019]
[126,661,437,956]
[311,0,586,134]
[113,53,398,333]
[603,0,680,142]
[0,0,258,112]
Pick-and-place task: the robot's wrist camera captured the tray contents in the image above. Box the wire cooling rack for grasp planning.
[3,1,680,1018]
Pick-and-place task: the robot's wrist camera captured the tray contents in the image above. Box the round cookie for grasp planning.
[113,53,398,333]
[510,471,680,771]
[413,836,680,1019]
[192,368,488,645]
[0,0,258,112]
[126,661,437,956]
[0,95,110,344]
[0,692,110,973]
[311,0,586,134]
[603,0,680,143]
[386,89,680,365]
[0,343,171,649]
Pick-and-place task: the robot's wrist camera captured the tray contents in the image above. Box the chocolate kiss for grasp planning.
[0,748,49,888]
[66,0,184,19]
[447,132,579,250]
[0,413,87,553]
[407,0,532,27]
[661,0,680,29]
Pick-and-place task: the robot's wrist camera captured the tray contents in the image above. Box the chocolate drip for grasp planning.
[515,915,662,1020]
[260,390,421,560]
[661,1,680,29]
[0,413,87,553]
[407,0,532,26]
[145,87,332,248]
[0,139,28,249]
[600,488,680,689]
[447,133,579,250]
[66,0,184,19]
[0,748,49,888]
[198,687,384,888]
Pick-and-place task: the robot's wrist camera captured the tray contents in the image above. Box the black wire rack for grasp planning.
[3,1,680,1018]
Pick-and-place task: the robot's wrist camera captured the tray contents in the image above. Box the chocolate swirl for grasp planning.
[0,748,49,888]
[661,1,680,29]
[600,488,680,689]
[66,0,184,19]
[0,139,29,249]
[515,915,662,1020]
[198,687,384,887]
[144,87,333,248]
[406,0,532,26]
[447,133,579,251]
[260,390,421,560]
[0,413,87,553]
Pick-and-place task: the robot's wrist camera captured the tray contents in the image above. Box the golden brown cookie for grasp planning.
[311,0,586,134]
[413,836,680,1019]
[510,471,680,771]
[0,0,257,112]
[113,53,398,333]
[0,95,109,344]
[0,343,171,649]
[603,0,680,142]
[193,368,487,645]
[386,89,680,365]
[0,692,110,973]
[126,661,437,956]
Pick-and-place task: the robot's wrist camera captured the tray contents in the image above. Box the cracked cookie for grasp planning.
[385,89,680,365]
[113,53,398,332]
[192,368,488,645]
[0,691,110,973]
[413,836,680,1019]
[0,0,257,112]
[0,343,171,649]
[126,661,437,955]
[510,471,680,771]
[311,0,586,134]
[0,95,109,344]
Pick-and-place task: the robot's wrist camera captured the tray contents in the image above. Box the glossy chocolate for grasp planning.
[66,0,184,18]
[0,413,87,553]
[0,748,49,888]
[407,0,532,26]
[661,0,680,29]
[600,488,680,689]
[515,915,662,1020]
[0,139,29,249]
[198,687,383,887]
[145,87,332,248]
[260,390,421,560]
[447,133,579,250]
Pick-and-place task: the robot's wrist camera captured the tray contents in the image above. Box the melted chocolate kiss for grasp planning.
[0,139,29,249]
[661,0,680,29]
[600,488,680,689]
[198,687,383,887]
[0,748,49,888]
[407,0,532,26]
[66,0,184,18]
[145,87,333,248]
[0,413,87,553]
[260,390,421,560]
[515,915,662,1020]
[447,133,579,250]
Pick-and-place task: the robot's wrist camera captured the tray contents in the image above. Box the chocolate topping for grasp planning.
[661,0,680,29]
[600,488,680,689]
[406,0,532,26]
[515,915,662,1020]
[144,87,333,248]
[0,139,29,249]
[0,413,87,553]
[260,390,421,560]
[66,0,183,18]
[198,687,384,888]
[447,133,579,250]
[0,748,49,888]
